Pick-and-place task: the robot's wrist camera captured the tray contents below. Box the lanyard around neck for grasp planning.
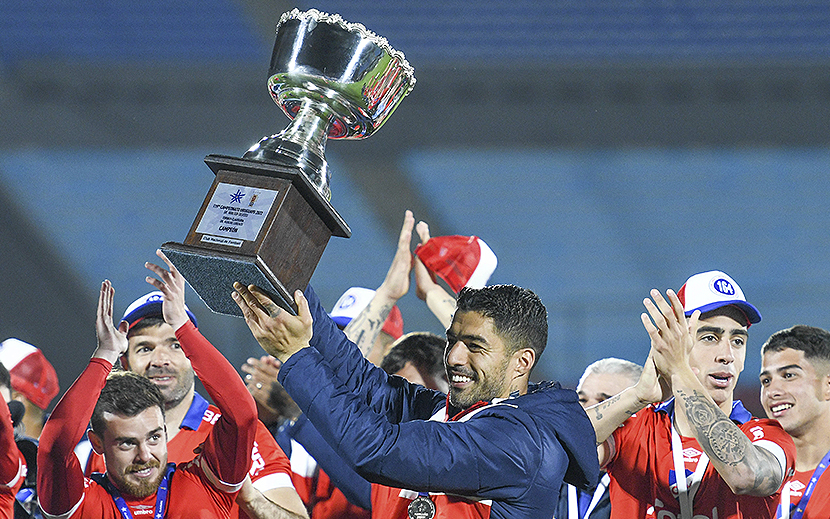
[671,423,710,519]
[567,473,610,519]
[778,449,830,519]
[93,463,176,519]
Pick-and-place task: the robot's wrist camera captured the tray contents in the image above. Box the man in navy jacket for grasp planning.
[232,281,599,519]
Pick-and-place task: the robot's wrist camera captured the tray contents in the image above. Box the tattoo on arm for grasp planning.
[347,302,393,357]
[678,389,747,465]
[677,389,783,494]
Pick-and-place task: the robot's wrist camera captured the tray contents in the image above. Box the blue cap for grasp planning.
[122,291,198,329]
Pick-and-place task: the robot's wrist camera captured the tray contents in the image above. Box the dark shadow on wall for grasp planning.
[0,178,96,409]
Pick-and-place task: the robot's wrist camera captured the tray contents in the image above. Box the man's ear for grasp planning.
[513,348,536,377]
[88,429,104,455]
[119,352,130,371]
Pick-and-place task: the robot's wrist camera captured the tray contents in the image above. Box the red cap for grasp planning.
[0,338,60,410]
[382,305,404,340]
[414,235,498,294]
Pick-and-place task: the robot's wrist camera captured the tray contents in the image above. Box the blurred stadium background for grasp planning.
[2,0,830,416]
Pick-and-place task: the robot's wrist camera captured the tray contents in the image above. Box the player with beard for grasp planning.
[38,259,258,518]
[80,252,308,519]
[231,272,599,519]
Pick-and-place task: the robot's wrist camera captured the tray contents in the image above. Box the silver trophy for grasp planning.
[161,9,415,316]
[244,8,416,200]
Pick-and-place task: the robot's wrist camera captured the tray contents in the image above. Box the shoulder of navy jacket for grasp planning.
[527,380,561,393]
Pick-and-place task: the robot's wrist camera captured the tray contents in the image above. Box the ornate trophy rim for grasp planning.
[277,8,416,93]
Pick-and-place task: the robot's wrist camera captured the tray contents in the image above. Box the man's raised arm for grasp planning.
[145,250,258,490]
[38,280,127,516]
[585,351,664,465]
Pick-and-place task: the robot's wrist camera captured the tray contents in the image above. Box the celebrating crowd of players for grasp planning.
[2,210,830,519]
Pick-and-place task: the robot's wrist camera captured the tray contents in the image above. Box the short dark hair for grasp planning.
[381,332,447,383]
[455,284,548,367]
[90,370,165,436]
[0,362,9,392]
[761,325,830,366]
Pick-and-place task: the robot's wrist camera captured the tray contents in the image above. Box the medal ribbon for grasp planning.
[671,425,709,519]
[777,449,830,519]
[567,473,610,519]
[447,398,489,422]
[92,462,176,519]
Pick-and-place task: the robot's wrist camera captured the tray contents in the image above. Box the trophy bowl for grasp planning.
[244,9,416,200]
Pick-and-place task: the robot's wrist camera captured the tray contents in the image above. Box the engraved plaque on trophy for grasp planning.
[161,9,415,316]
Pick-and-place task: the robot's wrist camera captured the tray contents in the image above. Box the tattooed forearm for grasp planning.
[675,389,783,495]
[345,301,394,357]
[677,389,747,465]
[589,391,644,446]
[591,393,621,421]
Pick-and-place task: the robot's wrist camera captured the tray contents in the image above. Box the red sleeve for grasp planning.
[37,358,112,516]
[311,470,371,519]
[0,400,20,487]
[249,420,292,483]
[742,418,796,486]
[175,321,257,489]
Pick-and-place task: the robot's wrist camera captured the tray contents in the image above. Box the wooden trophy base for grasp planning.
[161,154,350,317]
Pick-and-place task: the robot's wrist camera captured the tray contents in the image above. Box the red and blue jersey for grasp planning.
[605,399,795,519]
[84,392,294,519]
[778,465,830,518]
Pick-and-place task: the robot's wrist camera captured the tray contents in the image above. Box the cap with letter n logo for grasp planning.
[676,270,761,326]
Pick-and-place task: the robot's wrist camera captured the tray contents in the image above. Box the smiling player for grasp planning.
[760,325,830,518]
[587,270,795,519]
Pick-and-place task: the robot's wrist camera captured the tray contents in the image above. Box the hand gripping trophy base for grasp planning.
[161,154,349,317]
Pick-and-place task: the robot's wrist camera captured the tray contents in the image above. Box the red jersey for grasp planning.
[606,399,795,519]
[0,401,25,519]
[66,456,238,519]
[287,438,370,519]
[39,322,258,519]
[366,405,494,519]
[779,464,830,519]
[85,393,294,519]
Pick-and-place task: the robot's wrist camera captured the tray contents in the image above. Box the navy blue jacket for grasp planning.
[277,286,600,519]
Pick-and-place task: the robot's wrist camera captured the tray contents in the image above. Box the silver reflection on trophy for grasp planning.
[244,9,416,201]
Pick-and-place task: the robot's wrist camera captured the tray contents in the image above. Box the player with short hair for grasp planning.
[80,251,307,519]
[588,270,796,519]
[38,262,258,519]
[760,324,830,518]
[231,275,599,519]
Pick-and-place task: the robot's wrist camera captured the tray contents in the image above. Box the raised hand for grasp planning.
[94,280,129,363]
[641,288,700,380]
[413,219,456,329]
[232,283,312,363]
[144,249,189,330]
[376,210,415,302]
